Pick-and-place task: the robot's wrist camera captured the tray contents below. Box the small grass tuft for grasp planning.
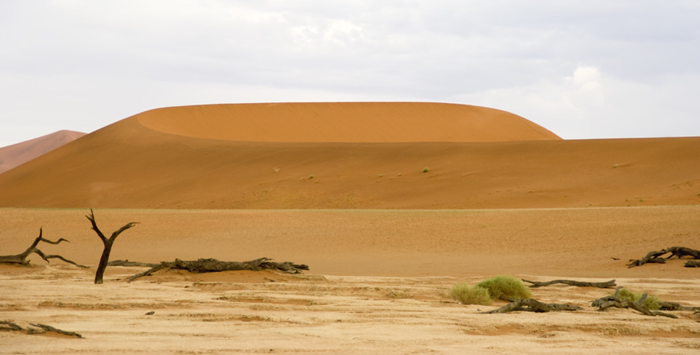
[476,276,532,301]
[614,288,661,310]
[449,283,492,305]
[308,175,314,179]
[422,167,430,173]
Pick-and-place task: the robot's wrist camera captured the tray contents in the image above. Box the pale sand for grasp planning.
[1,208,699,354]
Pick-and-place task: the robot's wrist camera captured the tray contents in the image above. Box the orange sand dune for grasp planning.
[0,102,698,209]
[136,102,561,142]
[0,130,85,174]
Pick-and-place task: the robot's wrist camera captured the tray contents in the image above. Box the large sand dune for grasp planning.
[0,103,697,209]
[1,102,699,353]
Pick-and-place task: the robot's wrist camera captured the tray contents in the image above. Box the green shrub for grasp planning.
[476,276,532,301]
[422,167,430,173]
[614,288,661,310]
[449,283,492,305]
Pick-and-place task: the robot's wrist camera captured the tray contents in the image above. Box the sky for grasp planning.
[1,0,699,147]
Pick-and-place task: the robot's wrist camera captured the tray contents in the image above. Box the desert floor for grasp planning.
[1,207,699,354]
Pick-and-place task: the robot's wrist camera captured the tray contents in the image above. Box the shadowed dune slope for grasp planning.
[136,102,561,142]
[0,130,85,174]
[0,103,698,209]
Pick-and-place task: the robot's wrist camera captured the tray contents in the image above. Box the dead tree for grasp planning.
[481,299,583,314]
[128,257,309,282]
[522,279,616,288]
[0,228,87,268]
[592,287,677,318]
[86,209,138,284]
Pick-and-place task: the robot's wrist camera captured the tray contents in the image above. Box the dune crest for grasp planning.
[136,102,561,142]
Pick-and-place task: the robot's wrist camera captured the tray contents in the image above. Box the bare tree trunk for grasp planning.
[86,209,138,284]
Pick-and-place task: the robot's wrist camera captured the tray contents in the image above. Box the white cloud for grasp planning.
[1,1,699,146]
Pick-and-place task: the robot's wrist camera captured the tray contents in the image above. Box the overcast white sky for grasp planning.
[1,0,699,147]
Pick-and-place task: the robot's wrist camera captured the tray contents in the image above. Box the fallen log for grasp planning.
[522,279,616,288]
[0,229,88,268]
[128,257,309,282]
[29,323,83,338]
[108,260,159,267]
[663,246,700,260]
[481,299,583,314]
[627,250,667,267]
[628,246,700,268]
[685,260,700,268]
[0,321,23,331]
[592,287,677,318]
[658,301,700,312]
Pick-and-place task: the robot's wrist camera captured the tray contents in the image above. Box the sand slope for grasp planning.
[0,130,85,174]
[0,102,698,209]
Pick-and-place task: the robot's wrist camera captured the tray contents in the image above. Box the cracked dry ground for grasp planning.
[1,265,699,354]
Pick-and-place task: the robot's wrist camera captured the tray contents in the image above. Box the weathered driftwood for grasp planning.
[86,209,138,284]
[685,260,700,268]
[592,287,677,318]
[29,323,83,338]
[522,279,616,288]
[0,229,88,268]
[481,299,583,314]
[128,257,309,282]
[628,246,700,268]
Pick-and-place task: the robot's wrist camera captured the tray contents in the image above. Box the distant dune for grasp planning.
[0,130,85,174]
[0,102,698,209]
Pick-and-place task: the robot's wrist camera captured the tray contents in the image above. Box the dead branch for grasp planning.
[0,321,23,331]
[108,260,159,267]
[522,279,616,288]
[86,209,138,284]
[29,323,83,338]
[0,228,88,268]
[663,246,700,260]
[592,287,677,318]
[481,299,583,314]
[685,260,700,268]
[627,250,667,267]
[628,246,700,268]
[658,301,700,312]
[128,257,309,282]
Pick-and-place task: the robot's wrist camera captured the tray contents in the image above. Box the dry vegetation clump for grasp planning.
[449,283,492,305]
[476,276,533,301]
[614,288,661,310]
